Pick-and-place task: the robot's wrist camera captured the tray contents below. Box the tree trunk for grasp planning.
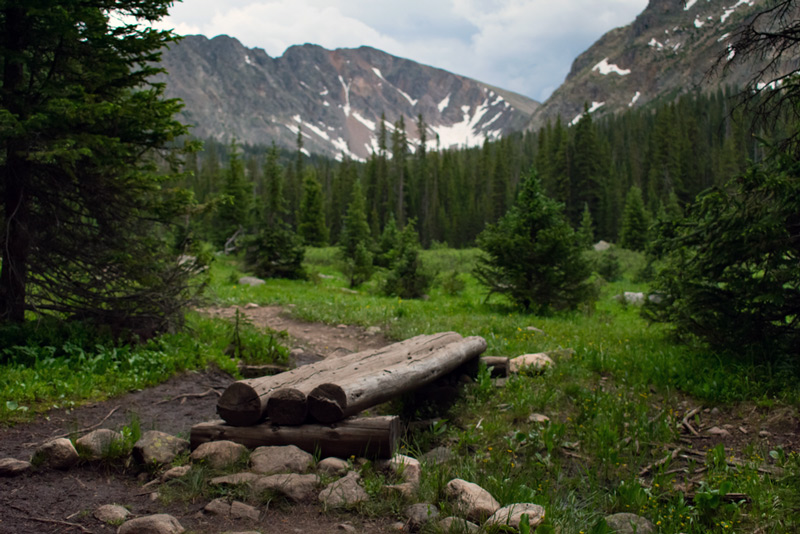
[217,332,464,426]
[308,336,487,423]
[190,415,400,459]
[0,6,30,323]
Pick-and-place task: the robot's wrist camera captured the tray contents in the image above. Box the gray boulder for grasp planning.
[486,503,546,530]
[252,473,320,502]
[190,440,247,469]
[117,514,184,534]
[76,429,123,460]
[445,479,500,522]
[0,457,32,477]
[316,457,349,475]
[250,444,313,475]
[94,504,130,524]
[32,438,79,470]
[604,513,656,534]
[405,503,439,531]
[133,431,189,465]
[319,471,369,508]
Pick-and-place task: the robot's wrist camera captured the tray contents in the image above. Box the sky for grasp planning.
[156,0,649,102]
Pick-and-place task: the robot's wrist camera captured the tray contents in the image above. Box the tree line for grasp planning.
[178,88,795,252]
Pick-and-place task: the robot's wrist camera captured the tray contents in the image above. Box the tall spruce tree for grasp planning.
[619,186,650,251]
[216,139,253,247]
[0,0,194,332]
[298,168,329,246]
[339,180,373,287]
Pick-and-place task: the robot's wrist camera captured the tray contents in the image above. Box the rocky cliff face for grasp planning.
[528,0,784,130]
[157,35,539,160]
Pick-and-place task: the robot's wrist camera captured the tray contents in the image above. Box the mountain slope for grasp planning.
[528,0,784,130]
[158,35,539,160]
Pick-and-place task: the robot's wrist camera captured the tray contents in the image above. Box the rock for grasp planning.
[238,276,265,287]
[437,517,480,533]
[382,454,421,486]
[604,513,655,534]
[337,523,357,533]
[445,479,500,522]
[317,457,349,475]
[204,498,232,516]
[244,302,259,309]
[211,472,262,486]
[95,504,130,524]
[253,473,320,502]
[32,438,79,470]
[190,440,247,469]
[133,431,189,465]
[366,326,382,335]
[509,353,554,374]
[161,465,191,482]
[319,471,369,508]
[384,481,417,499]
[420,446,452,466]
[486,503,546,530]
[707,426,731,437]
[594,240,611,251]
[0,457,32,477]
[647,293,664,305]
[251,444,313,475]
[614,292,645,305]
[230,501,260,521]
[405,503,439,531]
[528,413,551,424]
[75,429,123,460]
[390,522,406,531]
[525,326,546,335]
[118,514,184,534]
[760,430,772,437]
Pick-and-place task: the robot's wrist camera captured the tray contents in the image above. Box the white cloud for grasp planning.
[158,0,648,101]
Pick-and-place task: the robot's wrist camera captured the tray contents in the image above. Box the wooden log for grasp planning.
[308,336,487,423]
[190,416,400,459]
[217,332,464,426]
[480,356,509,378]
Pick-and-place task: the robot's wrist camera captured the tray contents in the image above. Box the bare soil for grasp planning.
[0,306,397,534]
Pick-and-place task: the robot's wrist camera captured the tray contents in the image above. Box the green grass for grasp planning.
[207,246,800,533]
[2,245,799,533]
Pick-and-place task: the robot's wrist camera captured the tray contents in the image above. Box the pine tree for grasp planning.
[298,168,329,246]
[619,186,649,251]
[339,180,373,287]
[0,0,194,331]
[216,139,254,247]
[577,202,595,249]
[383,219,430,299]
[474,169,596,312]
[263,142,286,226]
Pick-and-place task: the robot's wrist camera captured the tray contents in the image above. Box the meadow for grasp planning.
[1,246,798,533]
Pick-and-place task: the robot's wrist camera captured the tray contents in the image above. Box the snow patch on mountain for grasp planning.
[593,57,631,76]
[438,93,451,113]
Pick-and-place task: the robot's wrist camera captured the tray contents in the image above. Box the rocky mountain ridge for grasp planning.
[527,0,785,130]
[158,36,539,160]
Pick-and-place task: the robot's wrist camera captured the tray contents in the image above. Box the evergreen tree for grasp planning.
[474,169,596,312]
[0,0,194,331]
[619,186,649,251]
[339,180,373,287]
[298,168,329,246]
[263,142,286,226]
[216,139,253,247]
[383,219,430,299]
[577,202,595,249]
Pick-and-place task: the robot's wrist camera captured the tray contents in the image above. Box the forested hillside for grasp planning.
[179,88,795,249]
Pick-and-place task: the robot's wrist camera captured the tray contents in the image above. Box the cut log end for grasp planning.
[266,388,308,426]
[308,383,347,424]
[216,381,263,427]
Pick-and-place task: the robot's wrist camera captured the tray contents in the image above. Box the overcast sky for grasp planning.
[157,0,649,102]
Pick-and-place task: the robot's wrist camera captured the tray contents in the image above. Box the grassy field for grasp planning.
[1,245,798,533]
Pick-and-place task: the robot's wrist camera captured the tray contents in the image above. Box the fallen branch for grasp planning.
[8,504,93,533]
[681,407,702,434]
[49,406,120,440]
[640,448,683,477]
[156,388,222,405]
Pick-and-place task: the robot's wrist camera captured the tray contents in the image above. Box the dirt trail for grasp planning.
[0,306,396,534]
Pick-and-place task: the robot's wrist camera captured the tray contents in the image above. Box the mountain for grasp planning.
[157,35,540,160]
[528,0,785,130]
